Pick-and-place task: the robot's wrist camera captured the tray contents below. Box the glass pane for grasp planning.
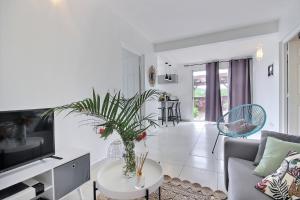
[192,67,229,121]
[219,68,229,115]
[193,70,206,121]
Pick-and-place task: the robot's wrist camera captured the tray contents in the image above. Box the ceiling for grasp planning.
[158,33,279,64]
[107,0,290,42]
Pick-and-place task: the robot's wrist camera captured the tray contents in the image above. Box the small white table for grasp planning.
[94,158,163,200]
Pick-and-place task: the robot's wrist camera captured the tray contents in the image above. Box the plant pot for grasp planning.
[122,140,136,178]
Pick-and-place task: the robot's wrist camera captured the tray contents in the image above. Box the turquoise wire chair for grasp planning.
[212,104,266,153]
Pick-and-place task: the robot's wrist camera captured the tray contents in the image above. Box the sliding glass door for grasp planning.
[192,66,229,121]
[219,68,229,114]
[193,70,206,121]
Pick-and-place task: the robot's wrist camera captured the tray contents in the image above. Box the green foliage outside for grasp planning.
[193,87,228,97]
[193,107,199,118]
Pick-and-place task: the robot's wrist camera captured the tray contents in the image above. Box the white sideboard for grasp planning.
[0,148,90,200]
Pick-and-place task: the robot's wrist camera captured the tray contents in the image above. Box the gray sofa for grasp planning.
[224,137,271,200]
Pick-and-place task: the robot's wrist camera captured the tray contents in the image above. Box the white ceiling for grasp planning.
[107,0,289,42]
[158,33,279,64]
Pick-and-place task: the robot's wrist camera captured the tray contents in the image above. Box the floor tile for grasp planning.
[160,162,184,178]
[217,173,226,192]
[185,155,216,172]
[179,166,218,190]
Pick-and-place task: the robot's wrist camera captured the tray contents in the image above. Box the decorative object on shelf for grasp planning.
[168,65,172,81]
[148,65,157,87]
[256,47,264,61]
[268,64,274,77]
[160,62,178,84]
[158,74,178,84]
[43,89,158,178]
[107,140,124,160]
[164,74,168,80]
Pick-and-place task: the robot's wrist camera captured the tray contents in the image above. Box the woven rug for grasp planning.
[97,175,227,200]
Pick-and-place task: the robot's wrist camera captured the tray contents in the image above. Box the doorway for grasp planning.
[286,36,300,134]
[192,65,229,121]
[121,48,145,99]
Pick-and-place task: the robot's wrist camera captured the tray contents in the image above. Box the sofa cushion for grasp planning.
[254,130,300,166]
[255,151,300,200]
[225,119,257,134]
[228,157,272,200]
[254,137,300,177]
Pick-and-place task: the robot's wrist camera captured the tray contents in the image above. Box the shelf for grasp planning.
[32,186,53,200]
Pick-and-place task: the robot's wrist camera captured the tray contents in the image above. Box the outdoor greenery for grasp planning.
[193,86,229,120]
[193,107,199,118]
[193,87,228,97]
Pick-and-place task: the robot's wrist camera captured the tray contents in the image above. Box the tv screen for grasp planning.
[0,108,55,173]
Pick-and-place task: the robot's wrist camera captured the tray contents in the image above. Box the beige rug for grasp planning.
[97,175,227,200]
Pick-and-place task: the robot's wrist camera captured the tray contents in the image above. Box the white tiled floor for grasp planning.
[146,122,226,191]
[63,122,229,200]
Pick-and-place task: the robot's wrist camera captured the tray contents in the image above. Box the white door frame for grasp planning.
[120,42,146,116]
[279,24,300,133]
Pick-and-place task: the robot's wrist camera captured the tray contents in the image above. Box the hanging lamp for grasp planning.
[165,62,169,80]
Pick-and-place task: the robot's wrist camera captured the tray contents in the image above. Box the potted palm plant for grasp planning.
[43,89,158,177]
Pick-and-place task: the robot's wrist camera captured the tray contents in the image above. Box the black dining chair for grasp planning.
[158,102,176,126]
[175,102,182,122]
[168,103,176,126]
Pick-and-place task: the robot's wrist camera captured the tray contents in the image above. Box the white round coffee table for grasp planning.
[93,158,163,200]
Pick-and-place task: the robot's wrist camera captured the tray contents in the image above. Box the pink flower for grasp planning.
[99,128,105,135]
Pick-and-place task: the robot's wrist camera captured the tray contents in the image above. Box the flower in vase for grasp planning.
[99,127,106,135]
[136,132,147,142]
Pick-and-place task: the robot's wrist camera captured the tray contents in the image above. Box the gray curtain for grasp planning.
[205,62,223,122]
[229,58,252,110]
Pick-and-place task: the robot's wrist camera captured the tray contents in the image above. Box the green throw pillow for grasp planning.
[254,137,300,177]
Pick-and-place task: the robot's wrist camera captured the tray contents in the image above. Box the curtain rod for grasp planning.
[184,57,253,67]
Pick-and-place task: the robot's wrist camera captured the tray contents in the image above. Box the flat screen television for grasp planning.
[0,108,55,173]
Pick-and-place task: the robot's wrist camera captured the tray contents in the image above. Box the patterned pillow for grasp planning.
[255,151,300,200]
[225,119,256,134]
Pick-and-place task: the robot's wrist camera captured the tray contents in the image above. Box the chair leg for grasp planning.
[212,132,220,154]
[161,108,164,125]
[172,116,175,126]
[175,109,179,124]
[167,108,174,126]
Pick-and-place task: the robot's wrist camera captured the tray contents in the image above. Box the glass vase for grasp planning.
[107,140,124,160]
[122,140,136,178]
[135,173,145,189]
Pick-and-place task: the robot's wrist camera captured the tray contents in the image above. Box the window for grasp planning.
[192,67,229,121]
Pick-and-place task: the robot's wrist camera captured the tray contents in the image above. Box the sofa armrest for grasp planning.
[224,137,259,190]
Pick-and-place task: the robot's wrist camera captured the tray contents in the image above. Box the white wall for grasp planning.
[252,38,280,131]
[0,0,156,165]
[279,0,300,40]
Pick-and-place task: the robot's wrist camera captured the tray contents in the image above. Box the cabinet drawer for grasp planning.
[54,154,90,199]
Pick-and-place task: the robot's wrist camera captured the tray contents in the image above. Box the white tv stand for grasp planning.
[0,148,90,200]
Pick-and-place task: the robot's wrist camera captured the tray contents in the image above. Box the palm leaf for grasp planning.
[43,89,158,140]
